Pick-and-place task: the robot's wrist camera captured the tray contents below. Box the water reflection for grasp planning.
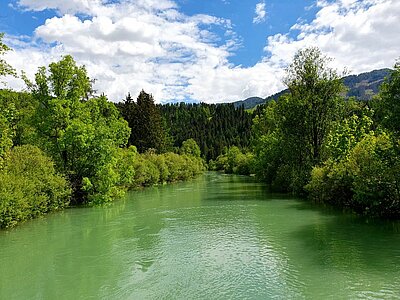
[1,173,400,299]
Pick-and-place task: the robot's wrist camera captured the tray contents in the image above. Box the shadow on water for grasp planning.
[290,200,400,272]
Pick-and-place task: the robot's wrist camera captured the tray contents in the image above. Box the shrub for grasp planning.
[131,151,205,187]
[0,145,71,228]
[307,133,400,217]
[213,147,255,175]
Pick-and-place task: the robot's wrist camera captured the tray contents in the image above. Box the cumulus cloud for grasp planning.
[253,1,267,24]
[3,0,400,103]
[265,0,400,74]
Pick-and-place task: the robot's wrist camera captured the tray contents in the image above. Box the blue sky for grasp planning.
[0,0,317,67]
[176,0,318,67]
[0,0,399,103]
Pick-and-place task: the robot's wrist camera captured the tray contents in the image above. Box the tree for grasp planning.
[0,111,13,162]
[375,61,400,136]
[0,33,16,80]
[0,145,71,228]
[283,47,345,164]
[253,47,345,193]
[0,34,17,162]
[120,90,168,153]
[180,138,201,157]
[25,55,131,204]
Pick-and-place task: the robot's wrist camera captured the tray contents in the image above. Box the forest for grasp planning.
[0,34,205,228]
[1,32,400,228]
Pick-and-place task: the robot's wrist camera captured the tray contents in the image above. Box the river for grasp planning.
[1,172,400,299]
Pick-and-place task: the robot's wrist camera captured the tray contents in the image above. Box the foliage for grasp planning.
[374,62,400,136]
[0,111,13,163]
[180,138,201,157]
[25,55,131,204]
[212,146,255,175]
[117,91,169,153]
[0,90,38,147]
[0,145,71,228]
[307,133,400,217]
[283,47,345,164]
[323,104,374,161]
[253,48,345,193]
[0,33,16,80]
[132,150,205,187]
[160,102,253,160]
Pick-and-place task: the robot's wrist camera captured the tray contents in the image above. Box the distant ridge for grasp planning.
[232,68,392,110]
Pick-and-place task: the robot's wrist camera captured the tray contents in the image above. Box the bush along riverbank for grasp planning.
[214,48,400,218]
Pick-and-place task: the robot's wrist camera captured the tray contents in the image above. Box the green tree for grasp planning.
[0,112,13,163]
[253,47,345,192]
[119,91,168,153]
[283,47,345,164]
[180,138,201,157]
[25,55,130,204]
[0,145,71,228]
[0,33,17,161]
[0,32,16,80]
[323,104,374,162]
[374,61,400,136]
[307,132,400,217]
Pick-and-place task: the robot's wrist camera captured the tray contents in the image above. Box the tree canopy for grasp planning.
[25,55,131,204]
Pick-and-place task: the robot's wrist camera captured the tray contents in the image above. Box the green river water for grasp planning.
[1,172,400,299]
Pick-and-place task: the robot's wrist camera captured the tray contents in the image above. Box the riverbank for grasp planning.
[0,149,205,229]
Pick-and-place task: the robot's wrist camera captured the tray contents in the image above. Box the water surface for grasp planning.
[1,173,400,299]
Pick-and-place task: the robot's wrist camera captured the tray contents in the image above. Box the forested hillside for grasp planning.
[159,103,253,160]
[233,68,391,109]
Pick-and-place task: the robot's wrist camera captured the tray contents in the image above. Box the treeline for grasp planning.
[0,36,205,228]
[216,47,400,218]
[159,102,253,160]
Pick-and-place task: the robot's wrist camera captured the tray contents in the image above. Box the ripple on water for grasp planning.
[1,173,400,300]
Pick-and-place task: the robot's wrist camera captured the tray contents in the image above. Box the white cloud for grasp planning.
[5,0,283,103]
[264,0,400,74]
[3,0,400,103]
[253,1,267,24]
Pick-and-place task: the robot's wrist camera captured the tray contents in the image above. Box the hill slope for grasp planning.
[233,68,391,109]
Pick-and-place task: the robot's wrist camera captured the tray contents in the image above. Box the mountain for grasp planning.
[343,68,391,100]
[232,97,265,109]
[233,68,392,110]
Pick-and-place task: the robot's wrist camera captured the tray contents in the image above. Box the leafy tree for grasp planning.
[0,32,16,80]
[0,112,13,163]
[307,133,400,217]
[180,138,201,157]
[25,55,130,204]
[374,61,400,136]
[323,105,374,161]
[212,146,255,175]
[253,47,345,193]
[131,151,205,187]
[0,34,17,161]
[283,47,345,164]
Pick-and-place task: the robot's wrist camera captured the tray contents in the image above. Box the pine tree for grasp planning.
[122,90,168,153]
